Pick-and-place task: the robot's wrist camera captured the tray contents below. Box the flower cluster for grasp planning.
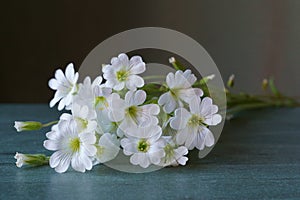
[14,53,222,173]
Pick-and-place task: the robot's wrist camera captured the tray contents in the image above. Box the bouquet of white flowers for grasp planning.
[14,53,222,173]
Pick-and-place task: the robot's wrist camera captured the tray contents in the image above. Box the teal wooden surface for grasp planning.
[0,104,300,200]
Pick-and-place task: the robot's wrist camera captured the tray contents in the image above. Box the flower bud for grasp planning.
[168,57,185,71]
[199,74,215,85]
[262,78,268,90]
[14,152,49,168]
[14,152,28,168]
[14,121,43,132]
[227,74,235,88]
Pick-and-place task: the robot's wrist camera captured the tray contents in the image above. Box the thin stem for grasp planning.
[42,120,59,128]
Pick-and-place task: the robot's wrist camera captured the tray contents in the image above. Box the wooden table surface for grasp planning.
[0,104,299,200]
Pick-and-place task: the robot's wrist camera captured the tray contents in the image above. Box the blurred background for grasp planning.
[1,0,300,103]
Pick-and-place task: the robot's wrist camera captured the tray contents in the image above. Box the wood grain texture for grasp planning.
[0,104,299,199]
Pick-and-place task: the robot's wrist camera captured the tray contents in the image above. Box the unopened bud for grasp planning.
[14,152,49,168]
[199,74,215,85]
[169,57,176,64]
[14,121,43,132]
[227,74,235,88]
[262,78,268,90]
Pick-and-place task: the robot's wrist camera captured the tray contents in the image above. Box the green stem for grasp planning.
[42,120,59,128]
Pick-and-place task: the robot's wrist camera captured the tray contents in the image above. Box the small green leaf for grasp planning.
[269,77,281,97]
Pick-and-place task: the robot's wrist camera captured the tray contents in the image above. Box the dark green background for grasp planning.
[1,0,300,103]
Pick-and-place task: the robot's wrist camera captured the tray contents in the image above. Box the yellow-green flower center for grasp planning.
[170,88,179,98]
[164,144,174,160]
[69,138,81,152]
[137,139,150,152]
[75,117,88,129]
[95,96,108,110]
[126,106,138,119]
[96,145,105,157]
[188,114,204,127]
[116,70,128,82]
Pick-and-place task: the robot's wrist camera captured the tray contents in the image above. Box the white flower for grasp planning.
[103,53,146,91]
[120,125,165,168]
[159,137,188,167]
[158,70,203,113]
[105,93,126,122]
[94,133,120,164]
[14,121,43,132]
[48,63,79,110]
[74,76,112,110]
[108,90,160,134]
[43,119,97,173]
[170,97,222,150]
[14,152,28,168]
[60,103,97,134]
[96,110,118,135]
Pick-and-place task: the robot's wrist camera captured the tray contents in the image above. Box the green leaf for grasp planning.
[269,77,281,97]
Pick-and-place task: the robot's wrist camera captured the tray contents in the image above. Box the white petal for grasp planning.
[158,92,170,105]
[60,113,72,121]
[129,62,146,74]
[92,76,103,87]
[54,153,71,173]
[129,153,140,165]
[139,154,150,168]
[126,75,144,90]
[185,128,197,150]
[113,82,125,91]
[118,53,129,67]
[149,149,165,165]
[188,96,201,114]
[80,132,96,145]
[203,128,215,147]
[105,79,118,88]
[43,140,59,151]
[129,57,145,74]
[170,108,190,130]
[45,130,60,140]
[58,97,66,111]
[178,88,203,104]
[199,97,213,116]
[124,90,134,104]
[122,141,138,155]
[163,97,177,114]
[65,63,75,83]
[175,129,188,145]
[108,109,125,122]
[174,146,189,157]
[55,69,67,82]
[183,69,197,85]
[49,92,64,108]
[48,79,58,90]
[174,70,193,88]
[204,114,222,126]
[177,156,188,165]
[79,105,89,119]
[133,90,146,105]
[140,104,160,115]
[166,72,175,88]
[49,150,64,168]
[71,154,86,172]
